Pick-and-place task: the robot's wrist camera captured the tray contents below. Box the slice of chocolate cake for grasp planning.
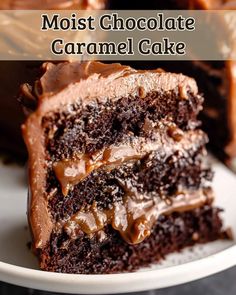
[0,0,105,9]
[22,61,225,274]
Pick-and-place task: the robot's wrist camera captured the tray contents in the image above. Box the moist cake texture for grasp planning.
[22,61,226,274]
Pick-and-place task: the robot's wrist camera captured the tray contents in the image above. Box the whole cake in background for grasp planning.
[111,0,236,172]
[21,61,228,274]
[159,0,236,172]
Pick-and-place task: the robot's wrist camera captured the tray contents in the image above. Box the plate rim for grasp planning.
[0,244,236,294]
[1,158,236,293]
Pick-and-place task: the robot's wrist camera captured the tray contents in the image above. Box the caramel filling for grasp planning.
[63,187,213,245]
[53,123,190,196]
[53,145,144,196]
[52,122,210,244]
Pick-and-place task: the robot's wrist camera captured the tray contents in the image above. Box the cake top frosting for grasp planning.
[21,61,198,112]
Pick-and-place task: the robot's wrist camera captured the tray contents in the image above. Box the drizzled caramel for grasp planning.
[63,187,213,245]
[167,125,184,142]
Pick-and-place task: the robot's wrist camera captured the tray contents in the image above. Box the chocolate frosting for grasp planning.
[22,61,199,249]
[34,61,198,105]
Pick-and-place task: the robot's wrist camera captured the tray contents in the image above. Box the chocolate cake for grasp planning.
[21,61,225,274]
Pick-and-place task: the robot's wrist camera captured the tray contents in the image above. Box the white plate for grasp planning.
[0,158,236,294]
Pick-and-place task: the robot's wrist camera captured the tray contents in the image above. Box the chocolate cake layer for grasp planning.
[34,62,203,163]
[42,88,202,162]
[40,205,223,274]
[22,61,226,273]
